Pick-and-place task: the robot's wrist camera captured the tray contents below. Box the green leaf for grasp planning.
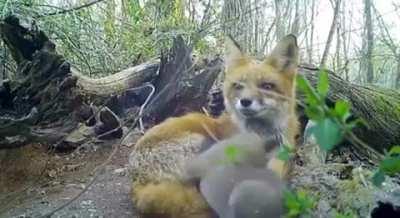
[296,75,311,93]
[379,156,400,176]
[372,170,385,187]
[305,106,325,121]
[277,147,290,162]
[388,145,400,156]
[334,210,356,218]
[283,190,302,217]
[297,75,321,107]
[317,70,329,98]
[334,100,351,121]
[224,145,241,163]
[277,144,294,162]
[283,189,315,218]
[310,118,343,151]
[344,118,364,131]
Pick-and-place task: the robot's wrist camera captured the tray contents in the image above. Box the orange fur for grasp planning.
[133,181,212,218]
[135,113,237,149]
[129,35,300,217]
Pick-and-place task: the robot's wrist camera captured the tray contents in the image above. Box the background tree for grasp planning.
[362,0,374,83]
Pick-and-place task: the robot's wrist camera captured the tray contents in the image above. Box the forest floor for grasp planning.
[1,129,399,218]
[0,131,142,218]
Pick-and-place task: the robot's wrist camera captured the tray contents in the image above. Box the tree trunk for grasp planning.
[363,0,374,83]
[335,19,341,73]
[341,0,350,81]
[274,0,284,40]
[308,0,316,64]
[396,59,400,88]
[320,0,341,68]
[291,0,300,36]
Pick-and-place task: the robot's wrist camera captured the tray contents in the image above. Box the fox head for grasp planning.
[223,35,299,133]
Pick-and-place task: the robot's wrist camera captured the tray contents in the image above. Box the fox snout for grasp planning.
[234,96,278,118]
[239,98,252,107]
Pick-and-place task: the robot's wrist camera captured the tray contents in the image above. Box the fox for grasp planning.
[128,34,300,218]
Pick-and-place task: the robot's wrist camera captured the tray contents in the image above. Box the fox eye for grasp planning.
[259,82,275,90]
[232,82,244,90]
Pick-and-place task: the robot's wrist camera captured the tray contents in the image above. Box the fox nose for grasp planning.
[240,98,253,107]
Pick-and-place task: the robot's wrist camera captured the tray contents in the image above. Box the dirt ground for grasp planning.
[1,129,399,218]
[0,133,141,218]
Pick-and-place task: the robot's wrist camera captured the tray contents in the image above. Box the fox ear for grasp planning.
[225,36,247,70]
[265,34,299,74]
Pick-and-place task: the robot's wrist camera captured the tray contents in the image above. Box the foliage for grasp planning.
[371,145,400,187]
[283,189,316,218]
[277,144,295,162]
[333,210,357,218]
[224,144,242,164]
[297,70,359,151]
[0,0,220,77]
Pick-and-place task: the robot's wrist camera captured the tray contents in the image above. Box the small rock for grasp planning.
[113,168,127,176]
[64,163,83,171]
[81,200,93,207]
[47,169,57,178]
[57,125,92,151]
[88,208,97,213]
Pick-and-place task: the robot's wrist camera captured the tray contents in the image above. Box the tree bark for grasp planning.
[396,59,400,88]
[363,0,374,83]
[300,65,399,162]
[274,0,284,41]
[308,0,316,64]
[291,0,300,36]
[320,0,341,68]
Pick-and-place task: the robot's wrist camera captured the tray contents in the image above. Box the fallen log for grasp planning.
[72,60,159,97]
[300,65,400,161]
[0,15,158,149]
[143,36,223,124]
[0,16,221,150]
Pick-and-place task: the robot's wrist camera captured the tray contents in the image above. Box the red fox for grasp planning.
[128,35,300,218]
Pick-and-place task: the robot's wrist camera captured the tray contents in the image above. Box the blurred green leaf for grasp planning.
[379,156,400,176]
[297,75,320,106]
[334,210,357,218]
[224,145,241,163]
[283,189,316,218]
[388,145,400,156]
[344,118,363,131]
[334,100,351,121]
[305,106,325,121]
[277,144,294,162]
[310,118,343,151]
[371,170,385,187]
[317,70,329,98]
[297,75,311,93]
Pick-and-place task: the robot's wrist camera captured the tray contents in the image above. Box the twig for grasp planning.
[36,0,106,18]
[36,41,196,217]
